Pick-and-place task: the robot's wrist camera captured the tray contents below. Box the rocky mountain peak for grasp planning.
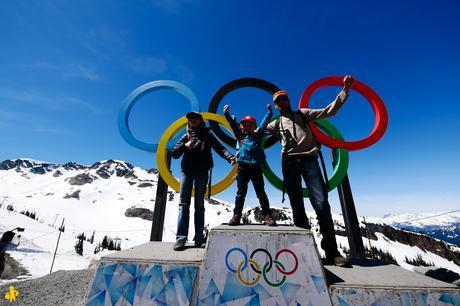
[90,159,136,179]
[0,159,56,173]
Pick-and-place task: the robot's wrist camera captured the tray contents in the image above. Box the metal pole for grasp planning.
[150,151,171,241]
[332,151,365,259]
[50,218,65,274]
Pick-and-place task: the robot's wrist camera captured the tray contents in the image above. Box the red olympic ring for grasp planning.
[299,76,388,151]
[274,249,298,275]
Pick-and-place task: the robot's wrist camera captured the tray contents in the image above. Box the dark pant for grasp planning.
[176,170,209,242]
[234,163,271,216]
[282,155,339,258]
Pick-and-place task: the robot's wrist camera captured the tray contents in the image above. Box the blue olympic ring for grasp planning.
[225,247,248,273]
[117,80,200,153]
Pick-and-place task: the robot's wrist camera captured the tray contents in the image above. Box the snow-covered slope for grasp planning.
[0,158,239,282]
[1,158,459,283]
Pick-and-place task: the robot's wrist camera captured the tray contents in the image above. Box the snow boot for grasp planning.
[228,214,241,226]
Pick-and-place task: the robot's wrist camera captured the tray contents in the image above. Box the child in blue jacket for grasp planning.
[223,104,277,226]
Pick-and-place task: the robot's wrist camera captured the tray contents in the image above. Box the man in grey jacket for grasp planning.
[266,75,354,266]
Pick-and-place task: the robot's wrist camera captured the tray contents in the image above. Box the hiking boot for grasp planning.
[228,214,241,226]
[264,214,278,227]
[332,255,350,267]
[173,239,186,251]
[195,240,206,248]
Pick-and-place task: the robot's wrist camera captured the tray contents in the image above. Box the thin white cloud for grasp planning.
[65,63,102,81]
[173,60,194,83]
[21,60,102,82]
[122,54,194,83]
[0,107,71,135]
[0,87,106,115]
[33,127,74,135]
[126,56,168,75]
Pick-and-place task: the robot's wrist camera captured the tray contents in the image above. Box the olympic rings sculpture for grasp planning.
[300,76,388,151]
[118,77,388,196]
[225,247,299,287]
[118,80,199,152]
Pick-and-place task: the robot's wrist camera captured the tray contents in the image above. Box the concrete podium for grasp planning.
[84,225,460,306]
[85,242,204,305]
[325,262,460,305]
[196,225,331,305]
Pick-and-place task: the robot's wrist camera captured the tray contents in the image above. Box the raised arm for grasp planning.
[209,133,234,163]
[256,104,273,135]
[300,75,354,121]
[223,105,243,140]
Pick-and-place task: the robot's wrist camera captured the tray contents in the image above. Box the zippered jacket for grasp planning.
[266,90,348,156]
[171,126,233,172]
[225,110,272,165]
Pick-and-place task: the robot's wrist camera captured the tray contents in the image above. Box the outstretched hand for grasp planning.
[223,104,230,114]
[343,75,354,92]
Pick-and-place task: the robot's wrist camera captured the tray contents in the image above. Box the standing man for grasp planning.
[266,75,354,266]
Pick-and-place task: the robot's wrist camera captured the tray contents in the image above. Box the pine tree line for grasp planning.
[405,254,434,267]
[20,210,38,220]
[94,235,121,254]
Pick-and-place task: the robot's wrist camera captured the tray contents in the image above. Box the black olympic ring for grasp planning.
[207,78,280,149]
[250,248,273,274]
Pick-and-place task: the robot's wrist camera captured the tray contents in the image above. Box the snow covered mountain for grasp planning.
[369,212,460,245]
[1,158,459,283]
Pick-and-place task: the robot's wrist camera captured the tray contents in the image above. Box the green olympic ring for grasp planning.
[262,260,287,287]
[263,116,349,197]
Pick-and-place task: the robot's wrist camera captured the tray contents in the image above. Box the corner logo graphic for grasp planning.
[4,285,19,303]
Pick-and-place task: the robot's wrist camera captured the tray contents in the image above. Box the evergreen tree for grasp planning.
[88,231,95,244]
[75,238,84,256]
[101,236,109,249]
[94,243,101,254]
[107,239,114,251]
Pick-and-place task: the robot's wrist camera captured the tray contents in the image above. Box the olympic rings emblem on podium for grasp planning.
[225,247,299,287]
[118,77,388,197]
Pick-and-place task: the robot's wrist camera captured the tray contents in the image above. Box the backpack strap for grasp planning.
[207,167,212,200]
[275,118,281,139]
[304,121,330,190]
[295,110,329,189]
[276,118,287,203]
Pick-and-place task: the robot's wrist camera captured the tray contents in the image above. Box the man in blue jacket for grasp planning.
[224,104,277,226]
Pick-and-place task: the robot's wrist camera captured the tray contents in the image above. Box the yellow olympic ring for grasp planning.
[237,259,261,287]
[156,112,238,196]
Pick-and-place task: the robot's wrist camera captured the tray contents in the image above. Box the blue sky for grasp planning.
[1,0,459,216]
